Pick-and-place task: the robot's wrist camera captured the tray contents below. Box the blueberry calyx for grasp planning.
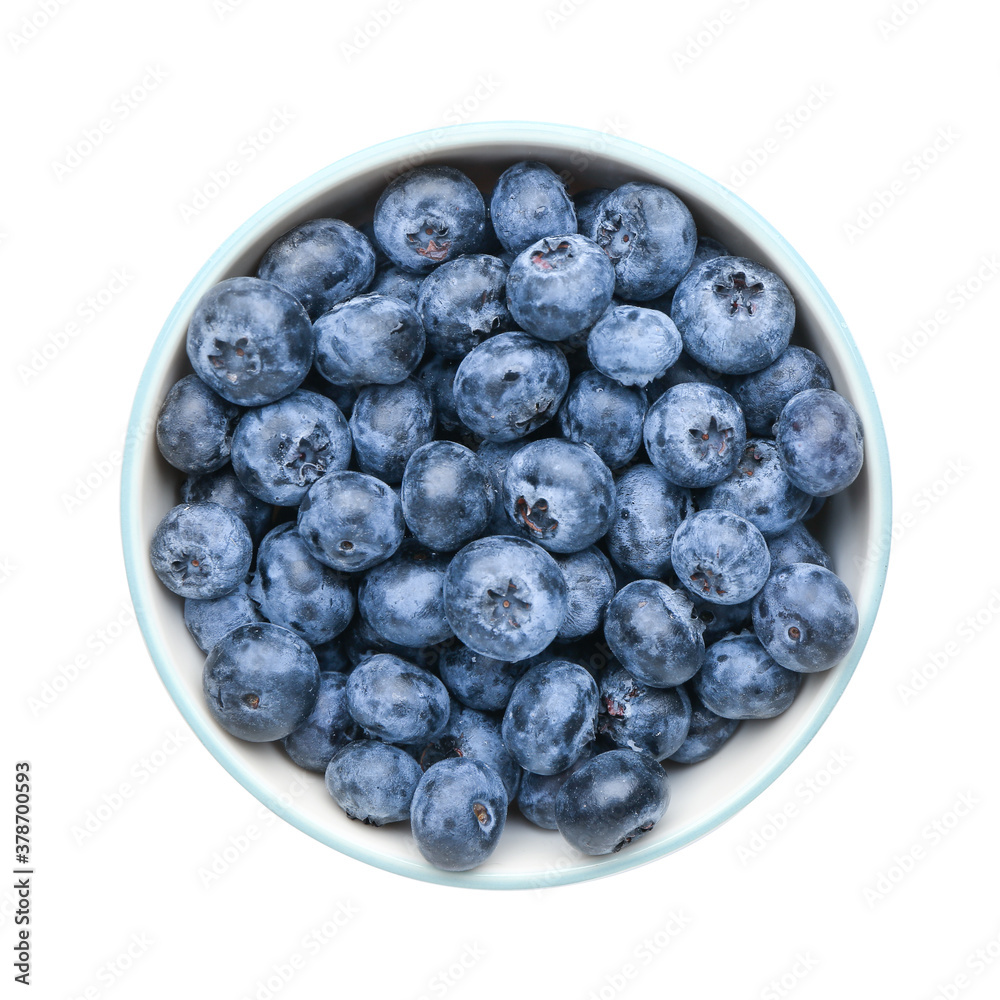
[406,221,451,260]
[419,736,463,770]
[688,416,734,459]
[530,239,573,271]
[690,566,727,598]
[487,579,531,629]
[209,337,260,383]
[596,215,633,264]
[613,821,654,853]
[280,431,330,485]
[515,496,558,537]
[714,271,765,316]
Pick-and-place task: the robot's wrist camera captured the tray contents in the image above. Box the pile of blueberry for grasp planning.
[149,159,864,872]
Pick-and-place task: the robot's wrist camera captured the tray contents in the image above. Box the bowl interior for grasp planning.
[122,122,890,889]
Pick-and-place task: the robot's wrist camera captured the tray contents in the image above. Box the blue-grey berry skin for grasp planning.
[730,346,832,436]
[184,580,262,652]
[774,388,864,497]
[692,631,800,720]
[672,510,771,606]
[453,333,569,442]
[297,471,404,572]
[506,234,615,342]
[752,563,859,673]
[444,536,568,662]
[638,236,731,316]
[671,256,795,375]
[249,523,355,645]
[437,644,528,712]
[573,188,610,243]
[150,502,253,599]
[558,370,648,470]
[687,592,753,643]
[283,672,360,772]
[345,653,450,744]
[766,522,832,572]
[156,375,240,475]
[340,614,427,668]
[349,379,436,484]
[417,254,511,359]
[368,264,424,308]
[554,748,670,855]
[374,166,486,274]
[643,382,747,488]
[410,757,507,871]
[606,465,694,579]
[599,663,692,761]
[501,660,598,775]
[401,441,495,552]
[700,438,811,539]
[418,704,522,800]
[587,305,683,387]
[300,368,358,417]
[591,182,696,301]
[604,580,706,688]
[186,276,314,406]
[358,541,453,647]
[312,638,352,673]
[414,356,461,433]
[668,687,740,764]
[325,740,423,825]
[516,746,594,830]
[256,218,376,320]
[489,161,577,254]
[313,293,425,388]
[231,389,352,506]
[501,439,615,555]
[553,547,617,641]
[203,623,320,741]
[181,468,273,546]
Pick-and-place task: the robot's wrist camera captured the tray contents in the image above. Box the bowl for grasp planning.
[121,121,891,889]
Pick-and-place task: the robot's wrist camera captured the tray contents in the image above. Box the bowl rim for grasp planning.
[120,120,892,890]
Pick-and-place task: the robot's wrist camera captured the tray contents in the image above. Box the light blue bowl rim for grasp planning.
[121,120,891,890]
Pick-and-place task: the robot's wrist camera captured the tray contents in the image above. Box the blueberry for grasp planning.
[644,235,732,315]
[516,746,594,830]
[606,465,693,578]
[437,643,528,712]
[672,509,770,606]
[500,439,615,555]
[599,663,692,760]
[591,182,696,301]
[453,332,569,442]
[417,254,511,359]
[203,623,320,741]
[553,547,617,640]
[400,441,495,552]
[283,671,360,772]
[752,563,859,672]
[587,305,683,387]
[312,638,352,674]
[700,438,811,538]
[313,293,425,387]
[501,660,598,775]
[668,687,740,764]
[572,188,610,242]
[180,467,272,545]
[358,541,453,647]
[368,263,424,308]
[184,580,262,652]
[554,748,670,855]
[249,523,354,645]
[231,389,352,505]
[414,355,461,433]
[444,536,568,661]
[692,631,800,719]
[730,346,832,436]
[671,256,795,375]
[256,218,376,320]
[506,234,615,341]
[156,375,240,474]
[647,351,731,403]
[643,383,747,488]
[340,613,426,668]
[557,370,648,469]
[766,522,832,572]
[686,591,753,643]
[345,653,450,744]
[410,757,507,871]
[348,379,436,484]
[489,161,577,254]
[374,166,486,273]
[186,276,314,406]
[604,580,705,688]
[774,388,864,497]
[150,502,253,599]
[325,740,423,825]
[297,471,404,572]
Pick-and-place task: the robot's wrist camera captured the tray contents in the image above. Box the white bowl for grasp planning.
[121,122,891,889]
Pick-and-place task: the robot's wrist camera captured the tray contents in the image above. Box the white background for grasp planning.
[5,0,1000,997]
